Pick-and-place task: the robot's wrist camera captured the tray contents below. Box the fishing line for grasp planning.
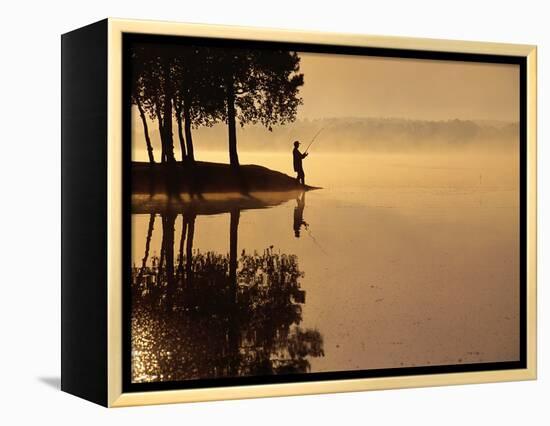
[304,127,326,153]
[306,226,329,256]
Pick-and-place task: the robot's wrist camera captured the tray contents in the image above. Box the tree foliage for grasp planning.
[130,43,304,166]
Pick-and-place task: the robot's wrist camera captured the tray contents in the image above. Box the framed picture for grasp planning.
[61,18,537,407]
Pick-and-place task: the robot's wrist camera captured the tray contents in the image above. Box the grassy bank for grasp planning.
[131,161,314,194]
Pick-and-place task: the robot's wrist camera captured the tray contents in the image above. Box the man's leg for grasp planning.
[298,170,305,185]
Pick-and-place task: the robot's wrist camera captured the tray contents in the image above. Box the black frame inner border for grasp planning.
[121,32,528,393]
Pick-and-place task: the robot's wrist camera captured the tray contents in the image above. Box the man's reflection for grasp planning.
[293,191,308,238]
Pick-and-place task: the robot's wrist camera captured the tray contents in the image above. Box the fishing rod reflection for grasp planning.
[131,203,325,383]
[292,191,329,255]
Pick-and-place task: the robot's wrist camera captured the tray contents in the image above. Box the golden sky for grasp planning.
[297,52,519,122]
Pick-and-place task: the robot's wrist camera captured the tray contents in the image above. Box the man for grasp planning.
[292,140,308,185]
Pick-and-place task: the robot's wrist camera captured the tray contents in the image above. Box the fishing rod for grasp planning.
[304,127,325,153]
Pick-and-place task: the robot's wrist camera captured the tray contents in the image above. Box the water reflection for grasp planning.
[131,150,522,378]
[293,191,308,238]
[132,189,308,215]
[131,194,324,383]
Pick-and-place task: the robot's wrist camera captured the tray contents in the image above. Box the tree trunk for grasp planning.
[229,209,240,302]
[136,98,155,163]
[226,208,241,375]
[175,99,187,161]
[161,59,176,163]
[158,228,165,279]
[155,101,166,163]
[137,213,155,282]
[162,97,176,163]
[226,76,239,167]
[162,214,177,296]
[185,214,196,287]
[183,100,195,163]
[177,215,187,280]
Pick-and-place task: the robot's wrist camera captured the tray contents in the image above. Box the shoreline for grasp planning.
[131,160,317,195]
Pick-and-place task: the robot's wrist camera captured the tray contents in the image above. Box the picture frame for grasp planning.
[61,18,537,407]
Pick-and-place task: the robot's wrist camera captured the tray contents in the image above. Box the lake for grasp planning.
[130,149,520,383]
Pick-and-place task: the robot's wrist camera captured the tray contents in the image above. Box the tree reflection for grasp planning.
[131,209,324,383]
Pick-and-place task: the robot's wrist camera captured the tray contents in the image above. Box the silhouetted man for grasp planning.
[293,141,308,185]
[293,192,308,238]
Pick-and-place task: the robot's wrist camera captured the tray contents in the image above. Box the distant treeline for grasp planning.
[133,116,519,154]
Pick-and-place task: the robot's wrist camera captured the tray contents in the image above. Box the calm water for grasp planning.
[131,150,520,383]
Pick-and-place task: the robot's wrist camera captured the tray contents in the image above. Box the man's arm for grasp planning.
[302,152,308,159]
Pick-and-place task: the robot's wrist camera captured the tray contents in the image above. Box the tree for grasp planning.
[131,45,178,163]
[172,47,225,163]
[131,44,304,168]
[130,47,156,163]
[214,47,304,166]
[155,48,177,163]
